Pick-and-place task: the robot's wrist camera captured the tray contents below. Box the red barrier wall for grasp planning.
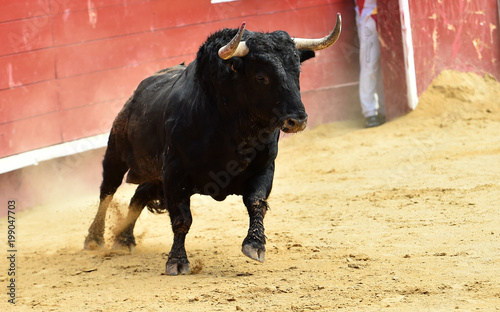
[377,0,499,120]
[0,0,360,159]
[410,0,500,96]
[2,0,499,160]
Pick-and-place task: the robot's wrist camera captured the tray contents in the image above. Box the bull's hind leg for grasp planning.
[113,182,161,251]
[84,146,128,250]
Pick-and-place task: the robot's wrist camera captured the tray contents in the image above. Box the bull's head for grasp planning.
[201,14,342,134]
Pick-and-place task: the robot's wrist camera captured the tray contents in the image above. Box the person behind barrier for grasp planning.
[355,0,386,127]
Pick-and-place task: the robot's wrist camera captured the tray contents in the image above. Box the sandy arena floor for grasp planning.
[1,70,500,311]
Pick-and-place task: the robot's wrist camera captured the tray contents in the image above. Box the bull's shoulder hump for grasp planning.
[152,64,186,77]
[133,64,187,96]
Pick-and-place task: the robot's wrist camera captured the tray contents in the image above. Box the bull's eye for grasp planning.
[256,74,270,85]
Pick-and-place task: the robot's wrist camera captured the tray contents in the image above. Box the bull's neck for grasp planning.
[216,99,270,141]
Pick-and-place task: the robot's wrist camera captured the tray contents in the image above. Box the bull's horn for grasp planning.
[294,13,342,51]
[218,22,250,60]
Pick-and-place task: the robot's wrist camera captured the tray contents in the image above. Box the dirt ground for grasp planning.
[2,70,500,311]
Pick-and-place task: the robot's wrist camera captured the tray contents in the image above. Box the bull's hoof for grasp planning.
[84,236,104,250]
[242,243,265,263]
[113,235,136,252]
[165,258,191,275]
[112,240,135,252]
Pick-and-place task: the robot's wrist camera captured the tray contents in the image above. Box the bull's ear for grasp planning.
[299,50,315,63]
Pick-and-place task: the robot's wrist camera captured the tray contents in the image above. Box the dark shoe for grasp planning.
[365,115,380,128]
[365,114,386,128]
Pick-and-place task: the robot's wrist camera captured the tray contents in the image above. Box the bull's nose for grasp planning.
[281,116,307,133]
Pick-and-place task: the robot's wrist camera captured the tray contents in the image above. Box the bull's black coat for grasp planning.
[85,27,317,275]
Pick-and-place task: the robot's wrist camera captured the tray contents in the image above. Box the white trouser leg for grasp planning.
[357,16,382,118]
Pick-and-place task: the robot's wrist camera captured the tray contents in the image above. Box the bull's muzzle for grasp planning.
[281,116,308,133]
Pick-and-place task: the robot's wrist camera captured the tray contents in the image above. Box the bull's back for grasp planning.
[111,64,187,184]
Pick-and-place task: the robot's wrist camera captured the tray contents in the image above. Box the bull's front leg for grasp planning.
[242,163,275,263]
[165,200,192,275]
[242,198,268,262]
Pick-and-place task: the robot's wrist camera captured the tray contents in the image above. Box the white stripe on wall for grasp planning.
[0,133,110,174]
[399,0,419,110]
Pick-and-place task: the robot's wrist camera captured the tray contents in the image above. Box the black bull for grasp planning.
[84,14,342,275]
